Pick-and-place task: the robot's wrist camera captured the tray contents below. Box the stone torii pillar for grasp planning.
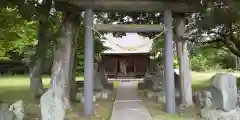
[163,9,176,113]
[84,9,94,116]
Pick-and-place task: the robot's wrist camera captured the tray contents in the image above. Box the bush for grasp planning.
[190,48,230,71]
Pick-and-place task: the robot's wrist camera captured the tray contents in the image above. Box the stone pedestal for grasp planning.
[201,107,240,120]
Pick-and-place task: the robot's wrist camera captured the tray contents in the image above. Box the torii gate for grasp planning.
[54,0,203,116]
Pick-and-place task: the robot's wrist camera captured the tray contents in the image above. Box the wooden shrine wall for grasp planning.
[101,54,150,78]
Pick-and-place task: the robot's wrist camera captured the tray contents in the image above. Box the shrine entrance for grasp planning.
[102,53,149,80]
[68,0,203,116]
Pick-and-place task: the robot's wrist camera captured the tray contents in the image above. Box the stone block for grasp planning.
[8,100,25,120]
[201,108,240,120]
[156,91,165,102]
[40,88,65,120]
[210,73,237,112]
[101,92,109,100]
[76,92,83,101]
[94,71,104,91]
[95,92,102,99]
[145,91,154,98]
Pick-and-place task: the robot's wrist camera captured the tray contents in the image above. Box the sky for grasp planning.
[103,33,153,53]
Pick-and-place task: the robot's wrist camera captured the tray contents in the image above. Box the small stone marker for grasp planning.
[210,73,237,112]
[8,100,25,120]
[94,71,104,91]
[0,112,13,120]
[156,91,165,102]
[40,88,65,120]
[95,92,102,99]
[203,91,212,108]
[101,91,109,100]
[76,92,82,101]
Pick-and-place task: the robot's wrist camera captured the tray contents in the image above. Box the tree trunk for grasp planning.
[50,12,80,108]
[29,21,49,99]
[69,52,77,101]
[176,40,184,104]
[29,59,44,98]
[29,0,52,99]
[69,23,79,101]
[183,42,193,106]
[176,17,193,106]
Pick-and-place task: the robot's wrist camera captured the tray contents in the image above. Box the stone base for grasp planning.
[0,112,13,120]
[144,90,165,100]
[201,108,240,120]
[76,90,111,102]
[80,95,96,103]
[76,92,96,103]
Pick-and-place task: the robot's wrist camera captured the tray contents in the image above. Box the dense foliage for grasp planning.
[2,0,240,74]
[0,4,108,75]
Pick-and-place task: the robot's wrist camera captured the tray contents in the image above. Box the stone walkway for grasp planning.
[110,82,152,120]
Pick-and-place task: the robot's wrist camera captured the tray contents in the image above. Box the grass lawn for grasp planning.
[0,75,115,120]
[1,71,240,120]
[142,71,240,120]
[191,71,240,91]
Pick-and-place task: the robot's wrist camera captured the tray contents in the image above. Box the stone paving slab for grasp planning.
[110,82,152,120]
